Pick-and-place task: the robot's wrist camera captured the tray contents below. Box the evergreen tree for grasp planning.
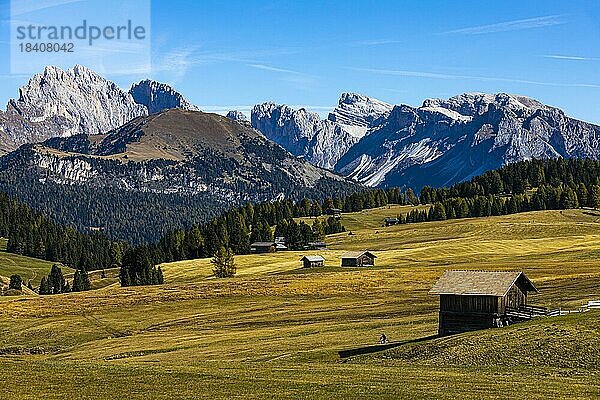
[431,203,447,221]
[590,185,600,209]
[80,268,91,291]
[72,270,82,292]
[312,219,325,241]
[48,264,66,294]
[157,267,164,284]
[9,274,22,291]
[560,187,579,209]
[211,246,236,278]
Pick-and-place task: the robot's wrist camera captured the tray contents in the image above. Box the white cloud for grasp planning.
[442,15,568,35]
[247,64,305,75]
[353,39,403,46]
[542,54,600,61]
[351,67,600,88]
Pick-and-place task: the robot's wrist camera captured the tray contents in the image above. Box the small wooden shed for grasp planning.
[341,251,376,267]
[300,255,325,268]
[429,270,538,336]
[385,217,399,226]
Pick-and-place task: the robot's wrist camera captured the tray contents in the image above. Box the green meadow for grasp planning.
[1,209,599,399]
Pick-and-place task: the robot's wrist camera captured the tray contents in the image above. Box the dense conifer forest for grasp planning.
[4,158,600,289]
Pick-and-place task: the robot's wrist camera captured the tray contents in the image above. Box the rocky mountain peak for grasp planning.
[130,79,199,114]
[251,102,359,170]
[327,92,393,137]
[422,92,553,118]
[226,110,249,122]
[1,65,147,152]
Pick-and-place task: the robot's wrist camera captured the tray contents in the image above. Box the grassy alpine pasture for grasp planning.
[0,238,72,287]
[1,210,600,399]
[296,203,430,231]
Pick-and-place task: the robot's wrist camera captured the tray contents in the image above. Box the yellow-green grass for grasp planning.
[0,250,72,287]
[0,237,7,251]
[296,203,429,231]
[1,209,600,399]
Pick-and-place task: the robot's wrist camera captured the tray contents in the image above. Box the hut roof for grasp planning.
[250,242,276,247]
[341,251,376,259]
[300,255,325,262]
[429,270,538,297]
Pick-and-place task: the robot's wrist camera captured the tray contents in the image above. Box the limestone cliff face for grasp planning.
[0,65,147,151]
[250,93,391,170]
[336,93,600,189]
[130,79,199,114]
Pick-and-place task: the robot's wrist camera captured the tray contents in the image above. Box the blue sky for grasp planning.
[1,0,599,122]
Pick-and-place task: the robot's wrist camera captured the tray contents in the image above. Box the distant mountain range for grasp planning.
[251,93,600,189]
[0,66,600,202]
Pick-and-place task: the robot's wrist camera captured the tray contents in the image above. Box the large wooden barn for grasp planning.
[429,270,539,336]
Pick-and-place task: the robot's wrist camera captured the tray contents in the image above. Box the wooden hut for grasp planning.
[385,217,399,226]
[300,255,325,268]
[250,242,277,254]
[341,251,376,267]
[327,208,342,218]
[429,270,539,336]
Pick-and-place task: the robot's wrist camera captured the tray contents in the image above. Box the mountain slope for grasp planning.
[0,109,359,242]
[0,65,147,153]
[336,93,600,189]
[251,94,391,170]
[327,92,393,138]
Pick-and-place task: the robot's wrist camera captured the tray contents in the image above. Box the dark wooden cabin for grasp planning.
[429,270,538,336]
[327,208,342,218]
[341,251,376,267]
[300,255,325,268]
[250,242,277,254]
[385,218,399,226]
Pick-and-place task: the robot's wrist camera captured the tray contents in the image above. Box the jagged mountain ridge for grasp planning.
[0,65,199,155]
[251,93,392,170]
[327,92,393,138]
[335,93,600,189]
[0,65,147,153]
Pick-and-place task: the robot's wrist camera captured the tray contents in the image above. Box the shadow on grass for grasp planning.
[338,334,438,359]
[582,211,600,217]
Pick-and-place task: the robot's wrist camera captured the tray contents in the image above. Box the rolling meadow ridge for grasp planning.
[1,207,599,399]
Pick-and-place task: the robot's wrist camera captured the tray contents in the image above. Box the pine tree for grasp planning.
[157,267,164,284]
[560,187,579,209]
[80,268,91,291]
[312,219,325,241]
[9,274,22,291]
[590,185,600,209]
[39,277,49,295]
[211,246,236,278]
[72,270,82,292]
[431,203,447,221]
